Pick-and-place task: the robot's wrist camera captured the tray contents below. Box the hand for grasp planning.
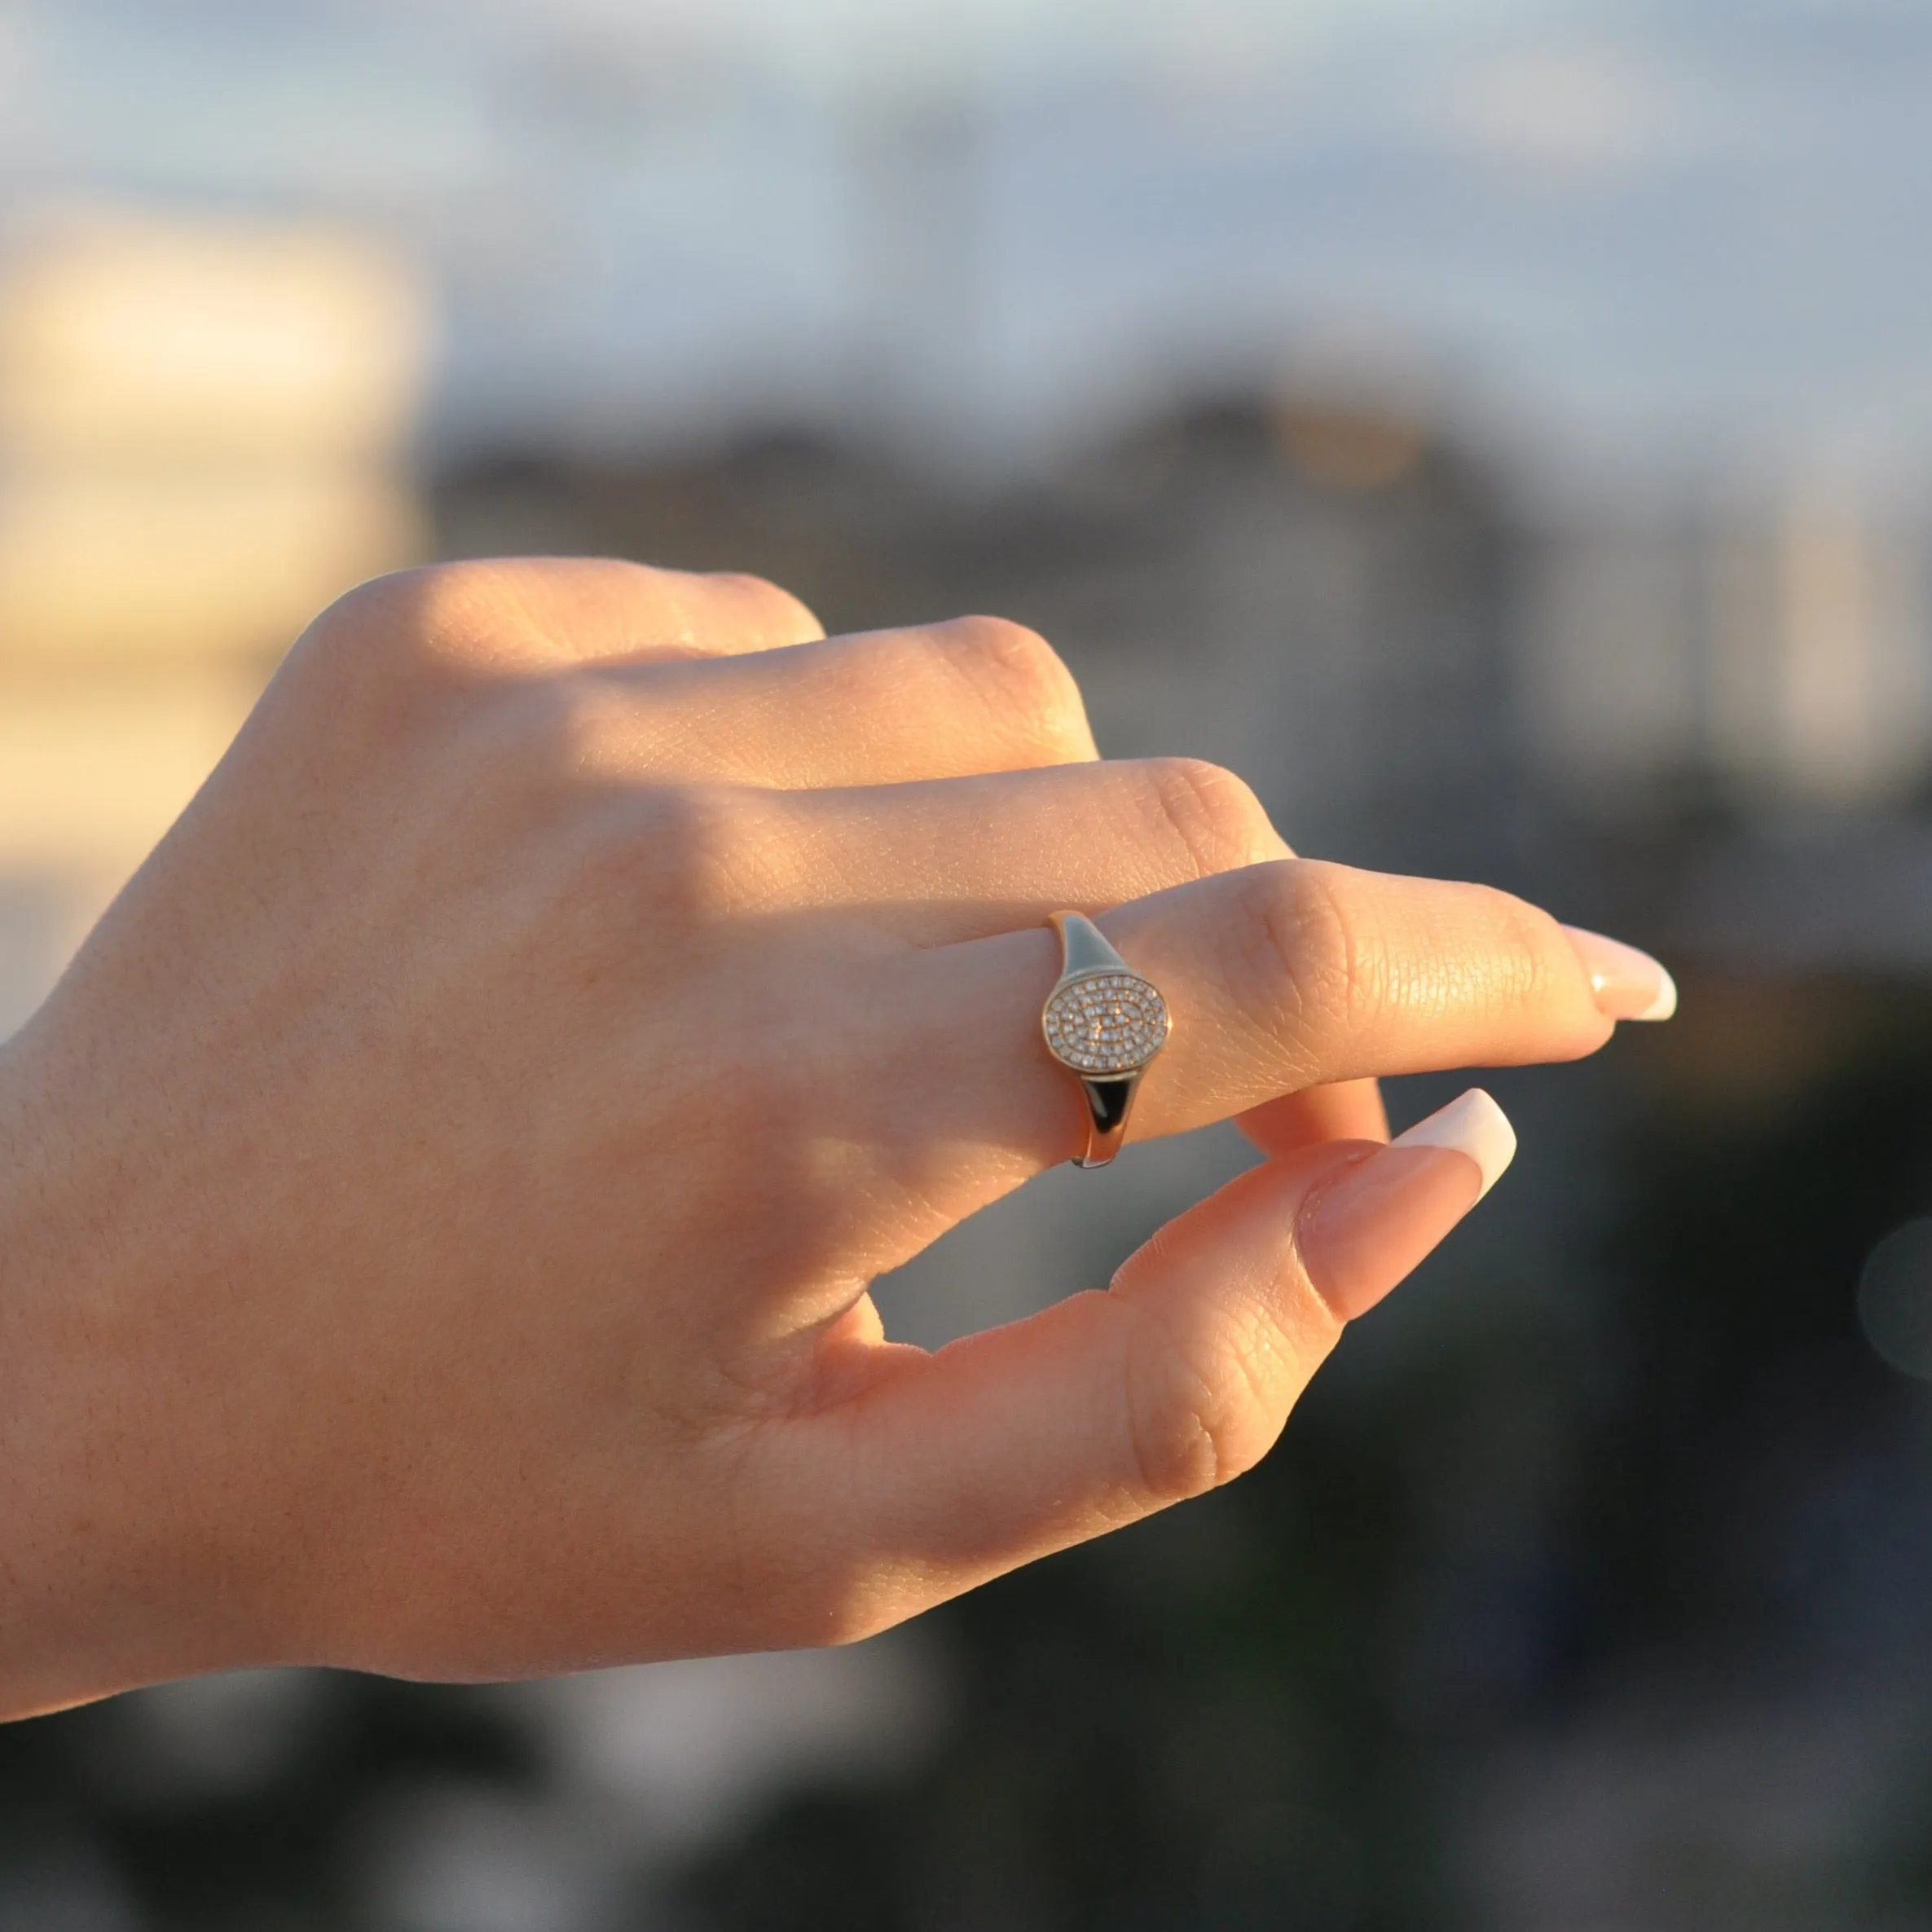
[0,559,1671,1717]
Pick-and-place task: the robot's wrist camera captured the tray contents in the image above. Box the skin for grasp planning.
[0,559,1622,1721]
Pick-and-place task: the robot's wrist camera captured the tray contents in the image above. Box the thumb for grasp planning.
[807,1090,1516,1633]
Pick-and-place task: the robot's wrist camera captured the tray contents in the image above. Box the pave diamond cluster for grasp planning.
[1041,971,1171,1076]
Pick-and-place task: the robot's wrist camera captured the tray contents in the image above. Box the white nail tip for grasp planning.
[1636,967,1679,1022]
[1390,1089,1518,1202]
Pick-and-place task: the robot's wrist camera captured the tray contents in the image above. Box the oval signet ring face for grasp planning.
[1041,913,1171,1168]
[1041,970,1171,1077]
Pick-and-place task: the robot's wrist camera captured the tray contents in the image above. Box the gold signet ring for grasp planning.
[1040,912,1172,1169]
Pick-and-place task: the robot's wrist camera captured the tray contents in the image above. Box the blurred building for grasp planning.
[0,207,427,1027]
[437,391,1523,884]
[1522,477,1932,817]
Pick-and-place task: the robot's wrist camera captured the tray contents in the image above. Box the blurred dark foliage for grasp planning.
[0,1670,541,1928]
[1571,992,1932,1675]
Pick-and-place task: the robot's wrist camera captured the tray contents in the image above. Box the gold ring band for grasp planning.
[1041,912,1172,1169]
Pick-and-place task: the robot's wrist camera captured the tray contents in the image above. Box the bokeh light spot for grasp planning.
[1857,1218,1932,1379]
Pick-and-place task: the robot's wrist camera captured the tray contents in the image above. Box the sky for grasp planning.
[2,0,1931,489]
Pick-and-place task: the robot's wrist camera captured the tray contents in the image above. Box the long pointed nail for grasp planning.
[1562,926,1678,1022]
[1300,1089,1516,1322]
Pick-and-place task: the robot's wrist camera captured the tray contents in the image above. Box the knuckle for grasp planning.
[313,561,452,632]
[704,570,825,645]
[533,775,778,944]
[297,565,432,674]
[1224,863,1384,1050]
[459,676,624,809]
[934,614,1090,754]
[298,561,517,689]
[507,676,607,774]
[1123,1296,1282,1503]
[1290,868,1384,1025]
[616,783,777,922]
[1127,1380,1221,1503]
[280,566,512,747]
[1216,868,1578,1058]
[1136,757,1278,877]
[306,557,828,685]
[1473,886,1568,1008]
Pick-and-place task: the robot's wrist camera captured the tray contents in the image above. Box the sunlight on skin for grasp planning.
[0,559,1671,1719]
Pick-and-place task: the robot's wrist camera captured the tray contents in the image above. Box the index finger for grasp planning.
[322,557,825,676]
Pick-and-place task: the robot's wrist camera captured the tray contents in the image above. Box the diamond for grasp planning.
[1041,970,1171,1076]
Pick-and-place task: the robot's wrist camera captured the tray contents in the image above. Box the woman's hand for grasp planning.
[0,559,1671,1717]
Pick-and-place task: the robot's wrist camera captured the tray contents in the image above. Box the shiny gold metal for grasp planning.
[1041,911,1172,1169]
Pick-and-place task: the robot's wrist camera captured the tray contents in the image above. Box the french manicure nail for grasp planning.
[1562,926,1678,1023]
[1299,1089,1517,1322]
[1390,1086,1518,1199]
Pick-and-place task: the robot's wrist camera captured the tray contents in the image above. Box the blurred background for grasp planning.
[7,0,1932,1926]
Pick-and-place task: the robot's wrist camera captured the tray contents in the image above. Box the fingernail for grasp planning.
[1561,926,1678,1022]
[1300,1089,1517,1322]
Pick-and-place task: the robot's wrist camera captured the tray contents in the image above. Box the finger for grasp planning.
[1238,1078,1388,1156]
[852,860,1660,1221]
[336,557,825,674]
[503,558,825,662]
[791,1090,1515,1633]
[653,759,1283,938]
[581,615,1100,787]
